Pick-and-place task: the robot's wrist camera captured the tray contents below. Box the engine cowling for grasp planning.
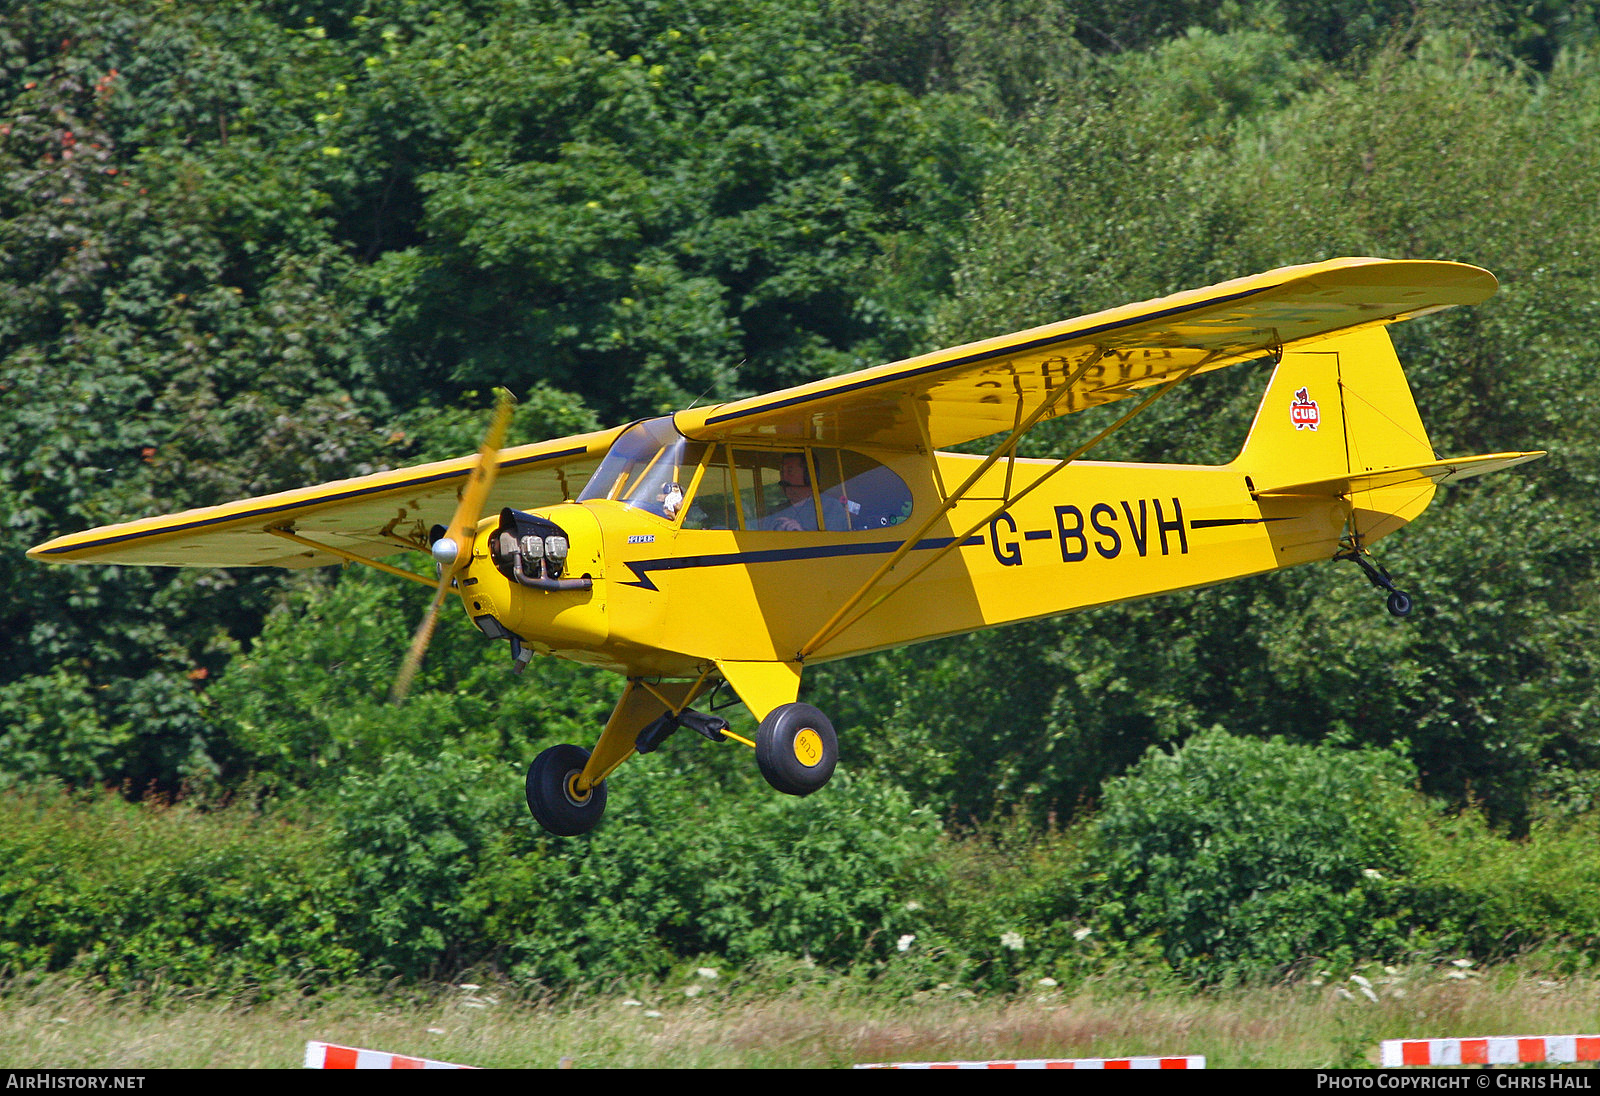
[463,504,607,657]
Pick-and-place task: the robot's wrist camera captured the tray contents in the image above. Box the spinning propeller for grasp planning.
[391,388,516,704]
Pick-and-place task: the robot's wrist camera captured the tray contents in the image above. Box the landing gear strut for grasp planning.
[1336,546,1414,618]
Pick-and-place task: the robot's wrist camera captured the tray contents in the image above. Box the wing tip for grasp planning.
[26,535,82,564]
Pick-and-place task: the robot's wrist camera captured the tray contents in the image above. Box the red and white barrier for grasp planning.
[305,1041,477,1069]
[1381,1035,1600,1067]
[855,1056,1204,1069]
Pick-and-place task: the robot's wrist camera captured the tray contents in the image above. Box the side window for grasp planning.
[681,446,738,530]
[732,449,815,530]
[707,448,912,532]
[806,449,855,532]
[831,450,914,530]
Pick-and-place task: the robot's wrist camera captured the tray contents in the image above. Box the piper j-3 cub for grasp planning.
[29,258,1544,836]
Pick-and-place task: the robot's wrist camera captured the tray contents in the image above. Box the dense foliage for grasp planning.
[1088,732,1426,982]
[10,731,1600,992]
[5,0,1600,991]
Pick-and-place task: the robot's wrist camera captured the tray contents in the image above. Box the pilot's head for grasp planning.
[779,454,809,501]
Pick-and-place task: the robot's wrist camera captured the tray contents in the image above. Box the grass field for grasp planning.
[6,963,1600,1069]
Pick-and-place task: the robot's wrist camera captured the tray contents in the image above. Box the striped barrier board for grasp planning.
[855,1056,1204,1070]
[1381,1035,1600,1067]
[305,1041,477,1069]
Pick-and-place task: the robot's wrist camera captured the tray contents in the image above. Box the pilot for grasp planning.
[762,453,846,531]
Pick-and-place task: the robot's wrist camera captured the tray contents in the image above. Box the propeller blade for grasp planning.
[439,387,515,579]
[390,388,516,705]
[391,573,452,705]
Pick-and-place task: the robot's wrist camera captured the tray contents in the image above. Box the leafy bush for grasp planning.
[468,755,944,989]
[893,812,1110,995]
[1087,730,1429,982]
[1405,809,1600,966]
[330,752,529,980]
[0,785,361,988]
[14,752,1600,997]
[0,757,942,994]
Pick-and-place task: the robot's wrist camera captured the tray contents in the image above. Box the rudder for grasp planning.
[1234,326,1438,544]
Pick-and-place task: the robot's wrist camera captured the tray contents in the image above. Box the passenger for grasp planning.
[653,481,684,520]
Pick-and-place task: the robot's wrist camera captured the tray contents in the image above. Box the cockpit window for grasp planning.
[578,418,704,521]
[685,446,913,532]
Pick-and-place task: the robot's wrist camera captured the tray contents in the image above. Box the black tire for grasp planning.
[755,703,838,796]
[526,744,607,836]
[1386,590,1414,618]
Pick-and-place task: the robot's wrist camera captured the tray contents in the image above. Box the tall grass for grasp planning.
[4,964,1599,1069]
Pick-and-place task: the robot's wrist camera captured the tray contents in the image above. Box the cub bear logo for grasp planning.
[1290,387,1320,431]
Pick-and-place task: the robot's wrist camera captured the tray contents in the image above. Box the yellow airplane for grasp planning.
[29,258,1544,835]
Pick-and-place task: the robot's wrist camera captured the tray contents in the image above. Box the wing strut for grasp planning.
[266,527,439,588]
[797,353,1213,660]
[796,349,1108,660]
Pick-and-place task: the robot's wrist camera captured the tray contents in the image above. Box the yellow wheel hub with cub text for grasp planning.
[793,728,824,768]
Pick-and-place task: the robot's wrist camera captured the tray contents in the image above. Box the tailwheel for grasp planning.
[526,743,607,836]
[755,703,838,797]
[1336,545,1416,619]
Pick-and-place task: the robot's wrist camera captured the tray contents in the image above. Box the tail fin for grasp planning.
[1233,326,1439,543]
[1235,326,1544,546]
[1237,326,1435,481]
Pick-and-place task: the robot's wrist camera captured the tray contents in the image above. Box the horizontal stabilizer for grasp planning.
[1256,451,1546,498]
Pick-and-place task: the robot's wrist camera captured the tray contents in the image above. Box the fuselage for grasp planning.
[456,439,1359,679]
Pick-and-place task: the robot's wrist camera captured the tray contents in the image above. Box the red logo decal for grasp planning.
[1290,387,1319,431]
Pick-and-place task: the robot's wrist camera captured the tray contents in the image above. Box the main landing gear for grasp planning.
[755,703,838,797]
[523,695,841,837]
[1336,546,1414,618]
[526,743,608,837]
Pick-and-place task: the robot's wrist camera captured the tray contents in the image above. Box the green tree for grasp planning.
[340,0,996,420]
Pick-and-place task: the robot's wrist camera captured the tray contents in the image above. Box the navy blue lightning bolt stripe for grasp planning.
[1188,517,1283,528]
[618,534,986,591]
[617,513,1285,587]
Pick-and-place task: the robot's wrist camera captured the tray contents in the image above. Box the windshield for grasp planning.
[577,418,703,520]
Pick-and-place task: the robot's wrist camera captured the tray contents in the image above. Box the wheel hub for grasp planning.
[792,727,824,767]
[563,771,593,807]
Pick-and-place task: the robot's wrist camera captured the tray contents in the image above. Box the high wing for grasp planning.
[28,427,623,569]
[30,258,1496,570]
[674,257,1497,451]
